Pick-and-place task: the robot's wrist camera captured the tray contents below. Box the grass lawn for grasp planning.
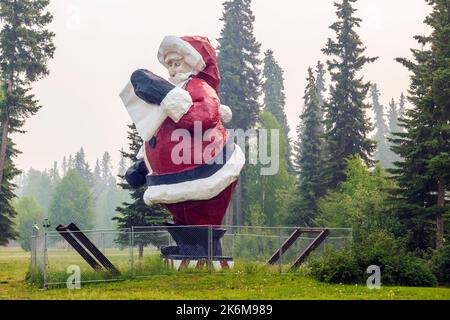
[1,247,449,300]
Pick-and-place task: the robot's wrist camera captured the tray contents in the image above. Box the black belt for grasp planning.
[146,141,235,186]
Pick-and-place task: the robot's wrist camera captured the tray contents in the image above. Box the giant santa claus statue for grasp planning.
[120,35,245,259]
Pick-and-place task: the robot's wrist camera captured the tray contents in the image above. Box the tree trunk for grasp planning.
[0,78,14,185]
[138,243,144,270]
[0,117,10,185]
[436,177,445,249]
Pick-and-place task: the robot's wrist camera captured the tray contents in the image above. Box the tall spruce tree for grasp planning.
[73,148,93,187]
[217,0,262,225]
[314,61,327,125]
[114,125,169,259]
[398,92,407,121]
[289,68,325,226]
[262,49,292,172]
[392,0,450,250]
[0,133,19,244]
[0,0,55,244]
[94,159,101,181]
[100,152,113,186]
[217,0,261,131]
[48,161,60,186]
[322,0,377,190]
[387,98,402,166]
[423,0,450,249]
[62,156,68,177]
[315,61,327,105]
[388,98,401,136]
[370,84,390,168]
[118,149,127,178]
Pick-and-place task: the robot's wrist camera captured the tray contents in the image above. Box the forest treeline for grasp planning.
[0,0,448,283]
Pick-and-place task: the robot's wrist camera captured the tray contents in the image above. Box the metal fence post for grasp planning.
[208,225,213,274]
[101,232,105,254]
[129,227,134,278]
[279,228,283,274]
[31,236,36,271]
[231,227,235,259]
[43,232,48,289]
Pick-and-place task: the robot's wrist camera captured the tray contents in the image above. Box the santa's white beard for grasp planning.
[169,72,193,85]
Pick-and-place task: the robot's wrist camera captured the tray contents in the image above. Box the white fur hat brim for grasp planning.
[158,36,206,75]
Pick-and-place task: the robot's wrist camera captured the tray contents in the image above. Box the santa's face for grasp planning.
[165,52,193,84]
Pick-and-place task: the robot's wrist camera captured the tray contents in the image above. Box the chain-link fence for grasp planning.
[30,225,352,289]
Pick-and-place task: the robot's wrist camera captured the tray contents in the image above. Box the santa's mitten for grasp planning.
[131,69,192,123]
[125,160,148,189]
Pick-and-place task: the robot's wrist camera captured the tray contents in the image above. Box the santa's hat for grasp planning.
[158,36,205,74]
[157,35,231,123]
[158,35,221,93]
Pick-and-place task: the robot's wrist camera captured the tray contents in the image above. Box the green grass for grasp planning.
[1,247,450,300]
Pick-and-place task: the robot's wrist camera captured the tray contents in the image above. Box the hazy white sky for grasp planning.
[13,0,431,172]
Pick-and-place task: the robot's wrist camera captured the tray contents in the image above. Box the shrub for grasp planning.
[395,255,437,287]
[309,232,437,287]
[309,247,362,284]
[431,245,450,284]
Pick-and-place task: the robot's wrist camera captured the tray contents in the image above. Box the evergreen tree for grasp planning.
[0,0,55,244]
[387,98,402,166]
[94,159,101,182]
[392,0,450,250]
[388,98,401,136]
[73,148,93,187]
[62,156,68,177]
[424,0,450,122]
[68,155,74,170]
[321,0,377,190]
[398,92,407,120]
[370,84,390,168]
[48,161,60,186]
[114,125,169,259]
[49,170,94,230]
[100,152,113,186]
[0,133,19,244]
[217,0,262,225]
[262,49,292,172]
[314,61,327,125]
[289,68,325,226]
[217,0,262,131]
[423,0,450,248]
[118,149,128,178]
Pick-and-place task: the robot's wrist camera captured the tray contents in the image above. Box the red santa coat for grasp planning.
[141,36,245,226]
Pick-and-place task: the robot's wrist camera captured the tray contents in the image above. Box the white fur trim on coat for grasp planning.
[158,36,206,75]
[220,105,233,124]
[143,144,245,205]
[160,86,193,123]
[137,146,145,160]
[119,81,167,141]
